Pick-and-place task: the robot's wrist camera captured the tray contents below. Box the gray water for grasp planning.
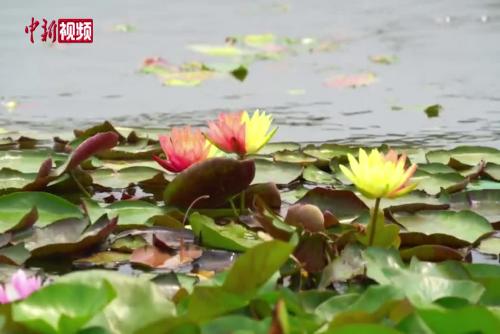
[1,0,500,147]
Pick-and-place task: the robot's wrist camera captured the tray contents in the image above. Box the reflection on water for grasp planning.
[1,0,500,147]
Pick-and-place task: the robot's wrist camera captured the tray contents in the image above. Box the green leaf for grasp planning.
[364,248,485,305]
[253,159,302,185]
[83,199,165,227]
[12,281,116,334]
[393,210,493,244]
[303,165,337,185]
[56,270,176,333]
[24,216,116,258]
[417,305,500,334]
[449,190,500,224]
[0,192,82,231]
[201,315,270,334]
[324,324,402,334]
[223,240,295,296]
[411,170,464,195]
[297,188,369,223]
[0,150,65,173]
[189,213,262,252]
[90,167,163,188]
[426,146,500,167]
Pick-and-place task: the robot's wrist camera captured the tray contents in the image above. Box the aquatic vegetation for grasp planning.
[153,126,215,173]
[0,122,498,333]
[206,109,277,156]
[340,148,417,199]
[0,270,42,304]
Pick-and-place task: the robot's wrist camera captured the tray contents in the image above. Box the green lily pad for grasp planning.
[426,146,500,167]
[12,280,116,334]
[56,270,176,333]
[448,190,500,224]
[24,216,117,258]
[417,163,455,174]
[416,305,500,334]
[189,212,262,252]
[484,163,500,181]
[364,248,485,304]
[0,192,83,230]
[258,142,300,155]
[0,150,65,173]
[83,199,165,227]
[411,170,464,195]
[303,165,337,185]
[90,167,164,189]
[303,143,356,164]
[273,150,317,165]
[253,159,302,185]
[0,168,38,191]
[393,210,492,244]
[297,188,369,223]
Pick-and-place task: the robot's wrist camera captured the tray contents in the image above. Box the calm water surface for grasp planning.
[1,0,500,147]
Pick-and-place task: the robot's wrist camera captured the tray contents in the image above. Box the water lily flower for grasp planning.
[340,148,417,199]
[0,270,42,304]
[153,126,216,173]
[206,110,277,156]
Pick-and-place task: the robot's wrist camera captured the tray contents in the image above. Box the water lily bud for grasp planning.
[285,204,324,232]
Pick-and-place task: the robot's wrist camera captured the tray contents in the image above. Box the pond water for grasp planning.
[1,0,500,147]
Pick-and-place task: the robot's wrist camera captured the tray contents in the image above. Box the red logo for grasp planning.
[24,17,93,44]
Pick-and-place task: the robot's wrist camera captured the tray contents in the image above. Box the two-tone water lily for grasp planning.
[0,270,42,304]
[340,148,417,199]
[153,126,216,173]
[340,148,417,246]
[206,109,277,156]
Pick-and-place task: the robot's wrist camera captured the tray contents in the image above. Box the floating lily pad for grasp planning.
[189,213,262,252]
[303,144,356,164]
[273,150,317,165]
[297,188,369,223]
[393,210,493,244]
[90,166,164,188]
[253,159,303,185]
[0,192,82,230]
[0,150,64,173]
[303,165,337,185]
[24,216,117,258]
[411,170,464,195]
[426,146,500,167]
[84,199,165,227]
[448,190,500,224]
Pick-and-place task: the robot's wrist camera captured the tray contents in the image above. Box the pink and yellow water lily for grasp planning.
[206,109,277,156]
[153,126,216,173]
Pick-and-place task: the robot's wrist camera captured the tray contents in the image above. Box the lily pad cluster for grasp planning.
[141,33,337,86]
[0,122,499,333]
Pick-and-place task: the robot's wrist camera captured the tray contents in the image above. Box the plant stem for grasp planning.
[368,197,382,246]
[70,171,91,198]
[228,198,239,217]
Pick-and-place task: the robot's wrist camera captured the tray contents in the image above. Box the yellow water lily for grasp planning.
[206,109,277,156]
[340,148,417,199]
